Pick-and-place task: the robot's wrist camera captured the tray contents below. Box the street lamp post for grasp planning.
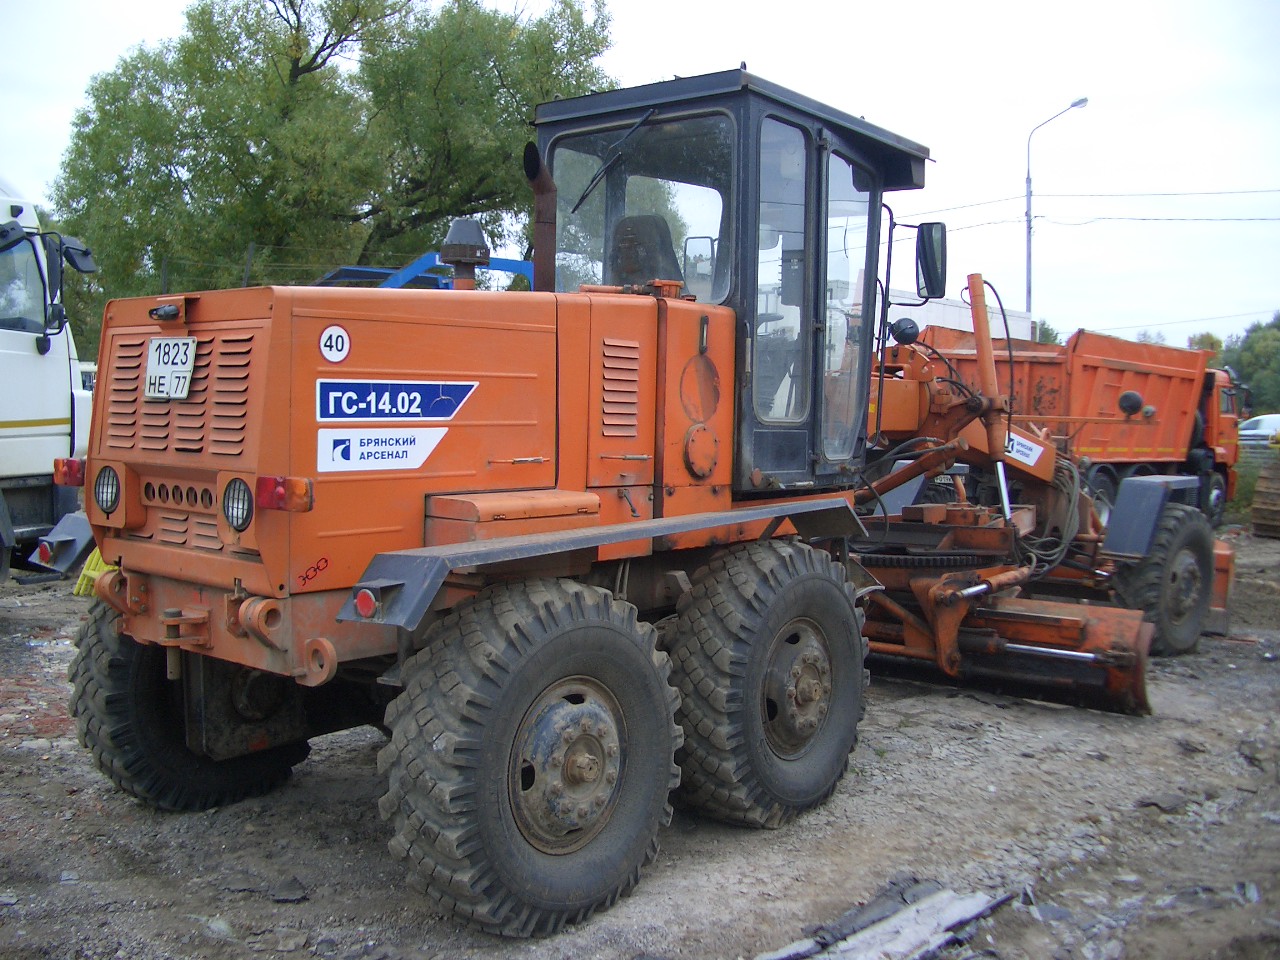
[1025,97,1088,324]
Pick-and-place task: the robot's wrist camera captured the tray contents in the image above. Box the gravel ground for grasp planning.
[1,533,1277,960]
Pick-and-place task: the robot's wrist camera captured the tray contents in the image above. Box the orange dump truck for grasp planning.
[920,327,1245,524]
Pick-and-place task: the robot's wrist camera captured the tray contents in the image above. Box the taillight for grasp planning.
[54,458,85,486]
[255,476,314,513]
[354,588,378,619]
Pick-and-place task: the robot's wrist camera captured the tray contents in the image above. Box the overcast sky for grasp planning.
[3,0,1278,343]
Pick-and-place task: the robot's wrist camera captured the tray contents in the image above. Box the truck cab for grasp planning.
[536,70,939,492]
[0,177,97,578]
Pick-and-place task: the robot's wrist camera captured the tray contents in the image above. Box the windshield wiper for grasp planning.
[569,108,657,215]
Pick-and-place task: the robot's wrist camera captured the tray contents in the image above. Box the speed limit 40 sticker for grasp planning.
[319,325,350,363]
[316,380,477,423]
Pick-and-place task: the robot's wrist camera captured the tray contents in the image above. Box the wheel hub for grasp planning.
[762,619,833,759]
[510,678,623,854]
[1168,549,1204,623]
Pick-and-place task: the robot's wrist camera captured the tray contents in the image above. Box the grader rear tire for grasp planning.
[1113,503,1214,656]
[378,580,681,937]
[69,600,309,811]
[668,540,866,828]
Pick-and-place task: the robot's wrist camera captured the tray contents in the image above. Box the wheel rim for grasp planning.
[510,676,625,854]
[1167,548,1204,625]
[1094,492,1114,527]
[760,617,833,760]
[1208,477,1226,518]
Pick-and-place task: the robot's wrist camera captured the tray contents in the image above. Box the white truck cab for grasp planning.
[0,176,97,580]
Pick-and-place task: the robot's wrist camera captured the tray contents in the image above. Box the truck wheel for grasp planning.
[378,580,681,937]
[1084,467,1118,527]
[1203,471,1227,527]
[69,600,309,811]
[1113,503,1214,655]
[668,540,866,828]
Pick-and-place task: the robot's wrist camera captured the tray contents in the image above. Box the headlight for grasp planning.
[94,466,120,514]
[222,478,254,531]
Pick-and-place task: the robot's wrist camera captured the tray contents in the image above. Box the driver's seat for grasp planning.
[605,215,684,288]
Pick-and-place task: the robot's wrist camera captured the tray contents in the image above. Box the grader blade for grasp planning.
[864,590,1153,714]
[954,598,1152,714]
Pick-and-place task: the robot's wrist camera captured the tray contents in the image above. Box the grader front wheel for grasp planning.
[378,579,681,937]
[668,540,867,828]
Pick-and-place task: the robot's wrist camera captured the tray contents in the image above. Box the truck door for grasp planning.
[741,118,879,490]
[0,237,74,473]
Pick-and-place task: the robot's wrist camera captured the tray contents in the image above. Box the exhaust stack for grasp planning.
[524,142,556,293]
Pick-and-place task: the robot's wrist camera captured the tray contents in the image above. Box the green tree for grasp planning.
[1187,331,1223,356]
[53,0,611,354]
[1034,320,1062,344]
[357,0,611,260]
[1221,312,1280,412]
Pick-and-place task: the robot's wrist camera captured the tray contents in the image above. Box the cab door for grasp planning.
[815,147,878,483]
[738,117,880,491]
[740,116,816,489]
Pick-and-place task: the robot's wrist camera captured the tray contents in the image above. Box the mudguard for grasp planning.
[1100,475,1198,561]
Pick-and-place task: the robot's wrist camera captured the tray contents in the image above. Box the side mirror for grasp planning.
[0,219,26,253]
[42,235,64,299]
[45,303,67,336]
[915,222,946,299]
[61,236,97,274]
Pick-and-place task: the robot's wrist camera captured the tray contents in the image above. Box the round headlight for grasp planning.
[94,466,120,515]
[222,478,254,531]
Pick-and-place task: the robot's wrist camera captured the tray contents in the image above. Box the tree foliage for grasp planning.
[1033,320,1061,345]
[1221,312,1280,413]
[53,0,611,354]
[1186,331,1222,355]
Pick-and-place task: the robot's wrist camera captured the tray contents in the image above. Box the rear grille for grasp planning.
[103,329,258,555]
[106,333,254,458]
[152,510,222,551]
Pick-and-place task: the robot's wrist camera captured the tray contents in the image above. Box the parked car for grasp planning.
[1239,413,1280,462]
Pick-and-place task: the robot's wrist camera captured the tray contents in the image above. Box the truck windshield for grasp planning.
[550,113,734,303]
[0,237,45,333]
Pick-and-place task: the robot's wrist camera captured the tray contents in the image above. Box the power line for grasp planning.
[902,196,1021,217]
[1091,310,1275,333]
[1045,216,1280,225]
[903,187,1280,221]
[1042,188,1280,198]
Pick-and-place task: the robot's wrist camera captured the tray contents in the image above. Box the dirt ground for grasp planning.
[1,533,1278,960]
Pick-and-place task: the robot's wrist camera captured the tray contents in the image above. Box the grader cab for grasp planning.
[63,70,1176,936]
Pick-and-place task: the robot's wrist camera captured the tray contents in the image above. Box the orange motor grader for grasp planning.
[62,69,1158,936]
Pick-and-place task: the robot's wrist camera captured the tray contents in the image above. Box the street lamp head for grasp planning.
[1071,97,1089,109]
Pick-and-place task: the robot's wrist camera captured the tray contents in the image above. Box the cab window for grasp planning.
[0,238,45,334]
[550,113,734,303]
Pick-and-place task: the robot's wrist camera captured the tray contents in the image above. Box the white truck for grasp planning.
[0,176,97,581]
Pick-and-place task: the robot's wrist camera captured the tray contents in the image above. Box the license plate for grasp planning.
[144,337,197,400]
